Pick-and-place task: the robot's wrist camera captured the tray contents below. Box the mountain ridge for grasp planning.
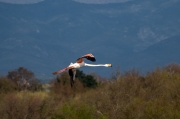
[0,0,180,81]
[122,35,180,72]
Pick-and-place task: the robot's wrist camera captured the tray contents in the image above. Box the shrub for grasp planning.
[81,67,180,119]
[50,72,85,103]
[0,91,53,119]
[1,63,180,119]
[0,76,18,93]
[52,103,106,119]
[76,70,98,88]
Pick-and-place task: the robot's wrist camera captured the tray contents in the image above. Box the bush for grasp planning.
[0,76,18,93]
[76,70,98,88]
[52,103,106,119]
[1,63,180,119]
[50,72,85,103]
[0,91,53,119]
[81,67,180,119]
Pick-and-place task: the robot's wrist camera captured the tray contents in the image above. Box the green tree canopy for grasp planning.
[76,70,97,88]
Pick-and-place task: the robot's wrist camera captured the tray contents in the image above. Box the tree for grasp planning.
[76,70,98,88]
[7,67,41,91]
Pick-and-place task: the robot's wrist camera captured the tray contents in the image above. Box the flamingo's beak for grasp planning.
[106,64,112,67]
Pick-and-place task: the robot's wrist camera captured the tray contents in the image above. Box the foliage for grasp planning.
[7,67,42,91]
[0,76,18,93]
[163,62,180,75]
[27,78,43,92]
[50,72,85,102]
[1,63,180,119]
[76,70,98,88]
[52,103,105,119]
[51,69,98,96]
[82,65,180,119]
[7,67,34,85]
[0,91,53,119]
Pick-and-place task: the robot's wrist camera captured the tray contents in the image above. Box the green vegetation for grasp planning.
[0,63,180,119]
[0,76,18,93]
[76,70,98,88]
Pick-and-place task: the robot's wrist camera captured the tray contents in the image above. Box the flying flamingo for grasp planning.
[52,53,112,87]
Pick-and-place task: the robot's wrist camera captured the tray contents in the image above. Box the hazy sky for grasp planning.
[0,0,133,4]
[0,0,44,4]
[72,0,133,4]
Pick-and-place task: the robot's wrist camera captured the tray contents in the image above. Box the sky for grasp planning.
[72,0,133,4]
[0,0,133,4]
[0,0,44,4]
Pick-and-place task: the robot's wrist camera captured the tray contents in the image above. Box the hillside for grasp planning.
[0,0,180,80]
[122,35,180,72]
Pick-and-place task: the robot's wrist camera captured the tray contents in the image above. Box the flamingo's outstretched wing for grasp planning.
[52,67,71,75]
[76,53,96,63]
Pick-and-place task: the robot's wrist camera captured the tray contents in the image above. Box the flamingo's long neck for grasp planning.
[84,63,106,67]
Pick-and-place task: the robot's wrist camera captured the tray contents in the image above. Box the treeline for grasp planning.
[0,63,180,119]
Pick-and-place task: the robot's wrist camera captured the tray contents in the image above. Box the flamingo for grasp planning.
[52,53,112,87]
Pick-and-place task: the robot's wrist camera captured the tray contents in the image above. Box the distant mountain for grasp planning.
[0,0,180,81]
[72,0,132,4]
[122,35,180,72]
[0,0,44,4]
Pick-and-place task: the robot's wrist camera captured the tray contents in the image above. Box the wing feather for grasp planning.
[77,53,96,62]
[52,67,71,75]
